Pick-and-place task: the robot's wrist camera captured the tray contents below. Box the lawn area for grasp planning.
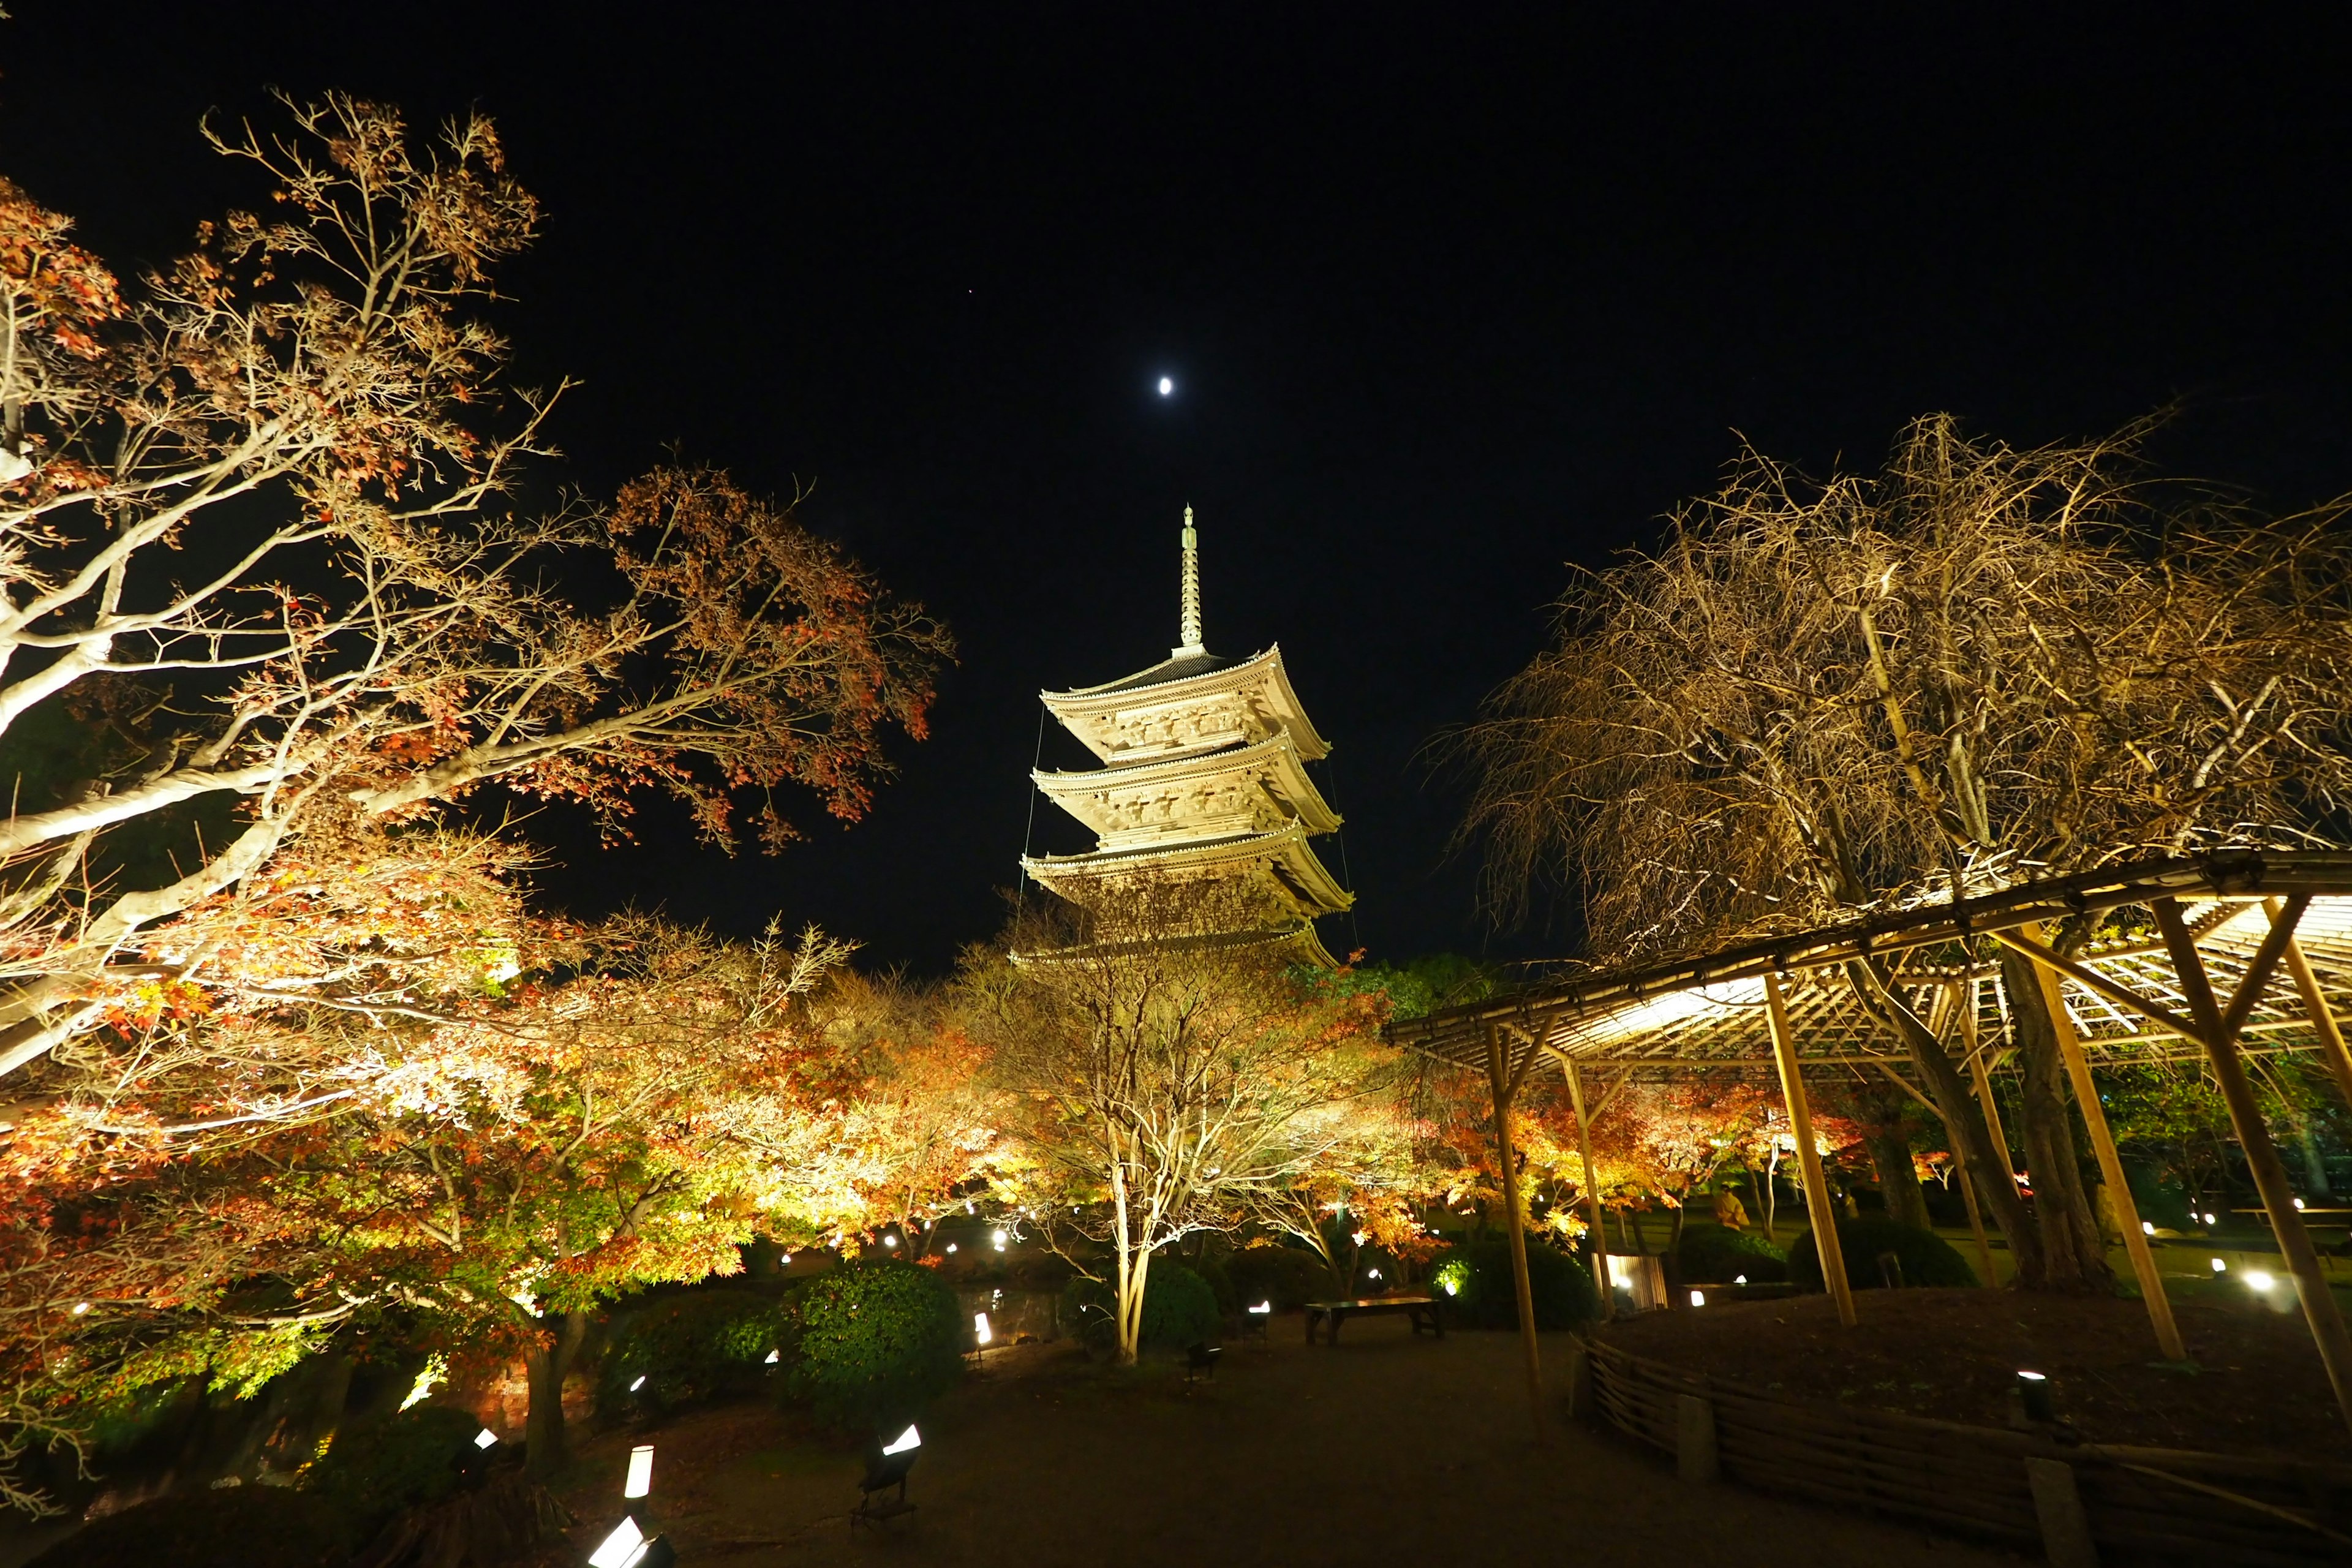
[543,1317,2008,1567]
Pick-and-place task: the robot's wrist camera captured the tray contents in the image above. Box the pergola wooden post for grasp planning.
[1961,979,2022,1202]
[1561,1056,1613,1319]
[1485,1022,1547,1439]
[2015,922,2186,1362]
[2154,897,2352,1434]
[2272,896,2352,1112]
[1763,972,1855,1327]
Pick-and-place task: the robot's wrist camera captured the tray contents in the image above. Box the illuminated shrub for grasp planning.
[1060,1260,1224,1351]
[598,1287,794,1414]
[790,1261,963,1430]
[1427,1237,1594,1329]
[1221,1244,1338,1310]
[1786,1216,1977,1291]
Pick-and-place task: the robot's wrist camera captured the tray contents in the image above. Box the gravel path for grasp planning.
[556,1318,2010,1566]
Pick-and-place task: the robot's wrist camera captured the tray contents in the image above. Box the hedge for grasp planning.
[790,1261,963,1430]
[1786,1215,1978,1291]
[1428,1235,1595,1330]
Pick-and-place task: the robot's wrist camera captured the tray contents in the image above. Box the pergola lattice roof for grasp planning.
[1386,850,2352,1080]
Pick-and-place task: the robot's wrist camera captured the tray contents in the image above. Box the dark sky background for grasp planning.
[6,9,2350,974]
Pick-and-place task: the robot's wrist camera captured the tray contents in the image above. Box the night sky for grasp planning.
[7,9,2350,973]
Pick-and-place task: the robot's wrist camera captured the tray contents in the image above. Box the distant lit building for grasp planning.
[1021,508,1350,963]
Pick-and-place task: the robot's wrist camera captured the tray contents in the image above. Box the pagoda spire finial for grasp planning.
[1175,505,1204,655]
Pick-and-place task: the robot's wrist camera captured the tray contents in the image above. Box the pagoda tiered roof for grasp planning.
[1031,731,1340,850]
[1020,509,1349,963]
[1039,643,1332,766]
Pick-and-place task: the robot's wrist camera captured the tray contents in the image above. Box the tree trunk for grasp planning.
[1115,1246,1152,1365]
[1858,1117,1932,1230]
[1997,948,2116,1292]
[523,1311,590,1480]
[2298,1119,2334,1201]
[1845,958,2045,1284]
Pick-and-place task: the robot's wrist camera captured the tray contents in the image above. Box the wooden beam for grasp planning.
[2016,922,2186,1362]
[2271,896,2352,1114]
[1487,1023,1547,1439]
[1989,928,2206,1044]
[1561,1056,1613,1320]
[2155,896,2352,1435]
[1765,973,1855,1327]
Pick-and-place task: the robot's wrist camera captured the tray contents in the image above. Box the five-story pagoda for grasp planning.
[1020,508,1351,965]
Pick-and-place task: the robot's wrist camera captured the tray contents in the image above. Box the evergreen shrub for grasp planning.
[1060,1260,1225,1351]
[598,1287,794,1414]
[303,1404,480,1536]
[790,1261,963,1430]
[32,1485,357,1568]
[1676,1224,1789,1283]
[1427,1236,1594,1330]
[1786,1216,1978,1291]
[1221,1244,1338,1310]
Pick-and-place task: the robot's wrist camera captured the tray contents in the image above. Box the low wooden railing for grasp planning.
[1574,1335,2352,1566]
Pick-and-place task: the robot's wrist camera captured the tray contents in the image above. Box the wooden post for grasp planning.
[1764,972,1855,1328]
[2272,896,2352,1114]
[2017,922,2186,1362]
[2155,897,2352,1435]
[1962,978,2021,1201]
[2024,1457,2100,1568]
[1486,1023,1547,1439]
[1562,1057,1613,1319]
[1675,1393,1720,1483]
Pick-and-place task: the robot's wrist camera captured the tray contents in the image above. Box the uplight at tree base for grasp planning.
[881,1424,922,1456]
[974,1311,992,1346]
[624,1444,655,1500]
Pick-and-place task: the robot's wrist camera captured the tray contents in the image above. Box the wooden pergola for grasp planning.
[1385,849,2352,1438]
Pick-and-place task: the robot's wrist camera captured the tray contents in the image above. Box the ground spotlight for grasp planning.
[2211,1258,2227,1273]
[473,1427,499,1450]
[1689,1290,1706,1307]
[974,1311,992,1346]
[625,1444,654,1501]
[587,1516,676,1568]
[2016,1370,2054,1423]
[630,1374,647,1392]
[2245,1270,2277,1292]
[764,1349,781,1365]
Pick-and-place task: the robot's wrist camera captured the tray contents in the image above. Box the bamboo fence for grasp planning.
[1577,1335,2352,1565]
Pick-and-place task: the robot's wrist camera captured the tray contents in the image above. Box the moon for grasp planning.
[1157,377,1174,396]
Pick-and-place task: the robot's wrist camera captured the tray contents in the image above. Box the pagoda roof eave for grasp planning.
[1039,643,1333,761]
[1022,823,1354,917]
[1031,733,1341,836]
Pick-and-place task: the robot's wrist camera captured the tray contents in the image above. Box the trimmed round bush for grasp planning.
[790,1261,963,1430]
[1677,1224,1789,1283]
[1786,1216,1978,1291]
[1428,1236,1595,1330]
[303,1404,478,1536]
[32,1485,356,1568]
[1221,1244,1338,1310]
[599,1287,794,1414]
[1060,1260,1226,1352]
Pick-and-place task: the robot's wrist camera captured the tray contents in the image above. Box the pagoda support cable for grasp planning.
[1485,1023,1547,1441]
[1561,1056,1611,1319]
[2272,896,2352,1112]
[1015,703,1047,918]
[2154,895,2352,1434]
[1765,973,1855,1329]
[2015,922,2185,1361]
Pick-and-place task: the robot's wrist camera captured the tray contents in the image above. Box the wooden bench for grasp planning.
[1303,1295,1443,1345]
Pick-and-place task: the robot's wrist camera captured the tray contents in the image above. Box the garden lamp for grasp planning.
[2016,1370,2054,1423]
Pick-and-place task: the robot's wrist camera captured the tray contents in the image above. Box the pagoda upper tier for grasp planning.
[1039,644,1331,768]
[1021,507,1351,963]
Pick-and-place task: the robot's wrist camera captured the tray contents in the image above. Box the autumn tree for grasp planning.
[963,883,1390,1363]
[0,92,948,1087]
[1459,414,2352,1289]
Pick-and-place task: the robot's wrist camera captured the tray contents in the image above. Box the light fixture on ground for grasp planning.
[1689,1290,1706,1307]
[587,1516,676,1568]
[2211,1258,2227,1273]
[1248,1301,1271,1315]
[629,1374,647,1392]
[2016,1370,2054,1423]
[764,1349,780,1365]
[2245,1270,2278,1292]
[974,1311,992,1346]
[1733,1273,1747,1285]
[473,1428,499,1450]
[991,1228,1008,1251]
[945,1242,957,1253]
[882,1233,898,1248]
[625,1444,654,1501]
[853,1425,922,1529]
[2141,1221,2156,1235]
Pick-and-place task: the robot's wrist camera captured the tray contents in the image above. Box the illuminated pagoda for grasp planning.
[1022,508,1351,964]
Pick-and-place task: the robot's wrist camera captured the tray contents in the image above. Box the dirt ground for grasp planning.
[1602,1287,2350,1457]
[540,1318,2014,1567]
